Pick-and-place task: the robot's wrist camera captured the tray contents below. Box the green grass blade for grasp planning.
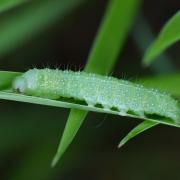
[51,110,88,167]
[138,73,180,97]
[0,0,84,56]
[51,109,87,167]
[118,121,158,148]
[52,0,141,166]
[132,13,176,74]
[143,11,180,66]
[0,91,179,127]
[0,0,27,13]
[85,0,141,74]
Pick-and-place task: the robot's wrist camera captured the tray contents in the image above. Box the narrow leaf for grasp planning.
[0,0,84,56]
[51,109,87,167]
[85,0,141,74]
[118,121,158,148]
[143,11,180,66]
[0,90,179,128]
[132,13,176,74]
[0,0,28,13]
[52,0,141,166]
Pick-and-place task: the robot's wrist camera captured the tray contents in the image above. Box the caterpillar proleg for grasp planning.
[12,68,180,123]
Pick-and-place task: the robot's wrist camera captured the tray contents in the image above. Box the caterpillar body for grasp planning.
[12,68,180,123]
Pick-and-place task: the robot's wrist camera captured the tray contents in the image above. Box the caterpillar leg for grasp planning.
[117,105,128,116]
[134,110,145,118]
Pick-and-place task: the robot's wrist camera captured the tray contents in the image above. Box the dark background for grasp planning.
[0,0,180,179]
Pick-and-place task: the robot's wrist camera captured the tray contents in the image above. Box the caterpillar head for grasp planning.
[13,69,38,94]
[13,76,27,93]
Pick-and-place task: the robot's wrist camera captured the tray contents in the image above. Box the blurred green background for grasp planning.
[0,0,180,179]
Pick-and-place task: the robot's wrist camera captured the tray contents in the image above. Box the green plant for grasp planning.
[0,0,179,169]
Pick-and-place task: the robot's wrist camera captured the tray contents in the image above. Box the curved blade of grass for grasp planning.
[52,0,141,166]
[0,0,84,57]
[85,0,141,74]
[118,121,158,148]
[51,109,87,166]
[0,0,28,13]
[132,13,176,74]
[143,11,180,66]
[0,90,179,128]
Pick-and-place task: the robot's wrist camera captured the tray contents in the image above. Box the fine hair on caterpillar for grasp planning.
[12,68,180,124]
[31,59,84,72]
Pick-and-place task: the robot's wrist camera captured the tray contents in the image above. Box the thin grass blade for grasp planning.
[85,0,141,74]
[0,0,84,57]
[143,11,180,66]
[0,90,179,127]
[51,109,87,167]
[118,121,158,148]
[0,0,28,13]
[132,13,176,74]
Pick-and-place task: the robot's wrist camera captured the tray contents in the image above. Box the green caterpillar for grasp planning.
[12,68,180,123]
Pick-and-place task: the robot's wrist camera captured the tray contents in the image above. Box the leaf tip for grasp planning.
[51,154,60,167]
[117,141,125,149]
[142,55,151,67]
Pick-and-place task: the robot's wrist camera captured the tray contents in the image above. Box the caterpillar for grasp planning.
[12,68,180,123]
